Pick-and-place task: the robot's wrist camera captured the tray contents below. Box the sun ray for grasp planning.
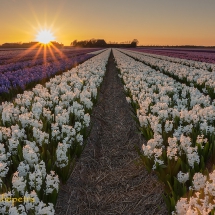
[47,44,60,65]
[43,44,47,65]
[7,43,40,64]
[49,43,68,60]
[32,44,43,64]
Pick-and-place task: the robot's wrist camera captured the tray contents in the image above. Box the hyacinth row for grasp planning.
[127,49,215,72]
[86,49,107,55]
[130,48,215,65]
[119,49,215,99]
[0,48,111,215]
[0,51,87,73]
[0,48,100,68]
[113,49,215,214]
[0,50,100,98]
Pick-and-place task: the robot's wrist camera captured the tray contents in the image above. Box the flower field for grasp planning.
[0,48,104,101]
[128,48,215,65]
[113,48,215,214]
[120,49,215,99]
[1,47,215,214]
[127,49,215,72]
[0,49,110,214]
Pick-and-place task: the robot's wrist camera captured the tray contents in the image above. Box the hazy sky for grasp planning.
[0,0,215,46]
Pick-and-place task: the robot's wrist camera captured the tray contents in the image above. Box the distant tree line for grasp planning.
[139,45,215,48]
[71,39,139,48]
[0,41,64,49]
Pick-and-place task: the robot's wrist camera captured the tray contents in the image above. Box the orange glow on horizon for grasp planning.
[0,1,215,46]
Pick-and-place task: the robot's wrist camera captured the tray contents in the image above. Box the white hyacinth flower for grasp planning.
[24,190,40,212]
[9,205,27,215]
[0,162,9,177]
[12,171,26,195]
[192,172,206,191]
[76,133,83,145]
[37,202,55,215]
[28,167,43,192]
[8,138,19,155]
[126,97,131,103]
[0,191,13,214]
[83,113,90,127]
[45,171,60,194]
[177,171,189,184]
[17,162,30,177]
[23,142,39,167]
[56,142,69,168]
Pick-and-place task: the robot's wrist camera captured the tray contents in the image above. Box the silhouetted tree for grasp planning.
[132,39,139,45]
[131,39,139,47]
[71,40,77,46]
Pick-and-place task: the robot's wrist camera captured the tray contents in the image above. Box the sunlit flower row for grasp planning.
[86,49,107,55]
[119,49,215,99]
[128,49,215,72]
[0,48,111,214]
[113,49,215,214]
[0,53,94,98]
[0,48,100,69]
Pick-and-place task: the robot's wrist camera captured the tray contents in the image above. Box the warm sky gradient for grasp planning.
[1,0,215,46]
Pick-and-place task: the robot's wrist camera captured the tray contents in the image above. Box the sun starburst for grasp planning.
[36,29,55,44]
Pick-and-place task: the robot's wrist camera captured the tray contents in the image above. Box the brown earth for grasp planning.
[55,51,167,215]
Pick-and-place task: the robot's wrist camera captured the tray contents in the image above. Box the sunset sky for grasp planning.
[1,0,215,46]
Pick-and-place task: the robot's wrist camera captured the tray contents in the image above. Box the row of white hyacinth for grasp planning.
[119,49,215,99]
[0,49,111,215]
[113,48,215,214]
[129,49,215,72]
[87,49,107,55]
[173,170,215,215]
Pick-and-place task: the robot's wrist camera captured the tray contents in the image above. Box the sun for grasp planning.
[36,29,55,44]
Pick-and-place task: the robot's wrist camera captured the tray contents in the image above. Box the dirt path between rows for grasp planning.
[55,51,167,215]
